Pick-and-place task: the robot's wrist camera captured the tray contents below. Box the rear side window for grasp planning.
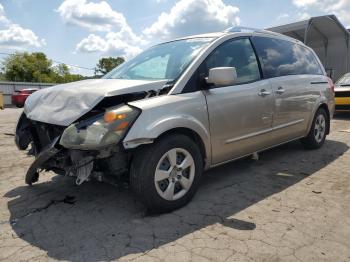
[251,36,323,78]
[203,38,261,85]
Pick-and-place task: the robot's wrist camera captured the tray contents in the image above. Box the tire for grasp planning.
[130,134,203,213]
[301,108,328,149]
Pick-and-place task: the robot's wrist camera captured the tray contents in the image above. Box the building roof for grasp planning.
[268,15,350,46]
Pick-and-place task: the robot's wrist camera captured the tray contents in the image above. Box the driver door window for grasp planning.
[203,38,261,85]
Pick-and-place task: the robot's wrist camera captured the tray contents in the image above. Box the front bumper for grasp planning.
[25,137,61,185]
[335,91,350,111]
[16,113,130,185]
[335,97,350,111]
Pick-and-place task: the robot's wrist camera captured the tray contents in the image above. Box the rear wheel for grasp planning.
[130,134,203,213]
[301,108,328,149]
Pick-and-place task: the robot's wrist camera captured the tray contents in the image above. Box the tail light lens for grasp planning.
[327,77,335,93]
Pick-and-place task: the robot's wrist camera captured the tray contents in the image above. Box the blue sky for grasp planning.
[0,0,349,76]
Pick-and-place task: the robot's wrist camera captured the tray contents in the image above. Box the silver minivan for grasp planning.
[16,28,335,212]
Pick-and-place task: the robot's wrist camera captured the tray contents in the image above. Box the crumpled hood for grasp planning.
[24,78,168,126]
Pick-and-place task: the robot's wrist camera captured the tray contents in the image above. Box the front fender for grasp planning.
[123,114,211,159]
[122,93,211,166]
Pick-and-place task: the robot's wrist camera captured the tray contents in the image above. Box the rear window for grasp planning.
[251,36,324,78]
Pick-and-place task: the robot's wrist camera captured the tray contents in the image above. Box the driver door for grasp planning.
[201,38,275,164]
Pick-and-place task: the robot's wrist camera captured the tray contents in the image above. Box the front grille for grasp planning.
[335,91,350,97]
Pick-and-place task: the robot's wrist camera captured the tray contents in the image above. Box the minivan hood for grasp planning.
[24,78,169,126]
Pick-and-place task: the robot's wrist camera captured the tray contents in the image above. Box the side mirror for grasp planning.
[205,67,237,86]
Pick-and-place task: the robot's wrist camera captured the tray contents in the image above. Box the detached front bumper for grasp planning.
[25,137,61,185]
[15,113,130,186]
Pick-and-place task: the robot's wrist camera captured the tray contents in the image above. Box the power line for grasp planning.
[52,60,94,71]
[0,52,95,71]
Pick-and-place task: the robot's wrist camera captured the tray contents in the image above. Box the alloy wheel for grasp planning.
[314,114,326,143]
[154,148,195,201]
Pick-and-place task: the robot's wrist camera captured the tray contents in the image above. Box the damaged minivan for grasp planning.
[15,27,335,212]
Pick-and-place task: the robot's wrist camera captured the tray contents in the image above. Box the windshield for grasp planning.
[104,38,213,81]
[336,73,350,85]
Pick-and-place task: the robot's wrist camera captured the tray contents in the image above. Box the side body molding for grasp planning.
[123,92,212,168]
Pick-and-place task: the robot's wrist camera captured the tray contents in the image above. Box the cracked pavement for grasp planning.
[0,108,350,262]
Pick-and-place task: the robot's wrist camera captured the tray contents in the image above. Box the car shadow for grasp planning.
[4,139,349,261]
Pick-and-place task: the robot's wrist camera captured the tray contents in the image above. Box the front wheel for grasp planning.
[301,108,328,149]
[130,134,203,213]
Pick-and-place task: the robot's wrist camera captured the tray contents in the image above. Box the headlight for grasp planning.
[60,104,140,149]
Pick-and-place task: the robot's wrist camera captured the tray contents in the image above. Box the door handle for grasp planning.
[258,89,271,97]
[275,87,285,95]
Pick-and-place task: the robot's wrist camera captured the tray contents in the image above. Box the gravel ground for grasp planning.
[0,108,350,262]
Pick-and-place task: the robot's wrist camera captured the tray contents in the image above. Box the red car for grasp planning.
[12,88,39,108]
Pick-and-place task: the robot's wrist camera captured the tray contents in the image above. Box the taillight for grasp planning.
[327,77,335,93]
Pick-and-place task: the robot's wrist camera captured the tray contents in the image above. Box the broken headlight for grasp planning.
[60,104,140,150]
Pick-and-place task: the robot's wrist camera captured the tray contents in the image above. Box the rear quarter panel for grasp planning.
[306,75,335,133]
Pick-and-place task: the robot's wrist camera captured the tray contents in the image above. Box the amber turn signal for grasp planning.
[104,112,127,123]
[115,121,129,131]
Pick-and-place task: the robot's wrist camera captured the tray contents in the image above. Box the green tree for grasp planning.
[54,63,70,76]
[1,52,86,83]
[95,57,125,76]
[2,52,53,82]
[52,63,85,83]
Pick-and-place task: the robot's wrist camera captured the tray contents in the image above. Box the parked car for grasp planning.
[12,88,39,108]
[334,73,350,111]
[15,27,335,213]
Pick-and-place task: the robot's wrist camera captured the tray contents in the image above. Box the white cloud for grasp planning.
[74,0,240,59]
[0,25,45,48]
[0,4,10,26]
[292,0,350,25]
[76,33,142,59]
[292,0,317,7]
[76,34,107,53]
[57,0,128,32]
[59,0,143,59]
[143,0,240,40]
[0,4,45,48]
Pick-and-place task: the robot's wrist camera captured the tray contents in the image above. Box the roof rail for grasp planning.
[224,26,285,37]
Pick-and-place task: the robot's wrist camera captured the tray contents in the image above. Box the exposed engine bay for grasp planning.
[15,85,172,186]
